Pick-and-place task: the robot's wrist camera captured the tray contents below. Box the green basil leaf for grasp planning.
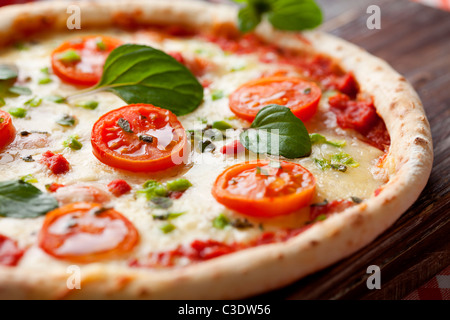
[213,214,230,229]
[56,114,76,127]
[0,64,18,81]
[268,0,322,31]
[94,44,204,116]
[238,3,263,33]
[160,223,176,234]
[0,180,58,218]
[152,211,185,221]
[240,104,311,158]
[309,133,346,148]
[8,86,32,96]
[0,64,19,96]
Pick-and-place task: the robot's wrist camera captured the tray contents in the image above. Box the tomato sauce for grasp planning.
[309,200,354,221]
[130,226,311,269]
[328,93,390,150]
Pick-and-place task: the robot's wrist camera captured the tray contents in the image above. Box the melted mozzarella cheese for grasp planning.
[0,30,386,269]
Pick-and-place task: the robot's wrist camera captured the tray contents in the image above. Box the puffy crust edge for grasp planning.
[0,0,433,299]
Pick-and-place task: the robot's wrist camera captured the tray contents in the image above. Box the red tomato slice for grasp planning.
[38,203,139,263]
[212,160,315,217]
[91,104,187,172]
[51,36,122,86]
[0,234,24,267]
[0,110,16,150]
[229,77,321,122]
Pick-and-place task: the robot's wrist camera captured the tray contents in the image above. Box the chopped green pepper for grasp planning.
[63,135,83,150]
[76,100,98,110]
[166,178,192,192]
[57,49,81,64]
[8,107,27,118]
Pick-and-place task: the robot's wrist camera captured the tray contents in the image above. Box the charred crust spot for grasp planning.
[375,65,383,71]
[138,288,150,297]
[112,9,144,30]
[414,136,427,146]
[336,45,343,51]
[309,240,319,247]
[389,102,397,110]
[398,76,406,82]
[395,86,403,93]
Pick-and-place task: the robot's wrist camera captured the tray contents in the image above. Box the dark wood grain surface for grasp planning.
[208,0,450,300]
[248,0,450,300]
[4,0,447,300]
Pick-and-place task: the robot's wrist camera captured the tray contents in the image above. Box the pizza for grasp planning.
[0,0,433,299]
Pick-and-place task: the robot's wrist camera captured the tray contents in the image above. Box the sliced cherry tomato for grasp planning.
[38,202,139,263]
[0,110,16,150]
[229,77,321,122]
[0,234,24,267]
[51,36,122,86]
[91,104,187,172]
[212,160,315,217]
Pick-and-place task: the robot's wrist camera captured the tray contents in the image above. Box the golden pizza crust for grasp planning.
[0,0,432,299]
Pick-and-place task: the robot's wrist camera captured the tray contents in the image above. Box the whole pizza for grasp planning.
[0,0,433,299]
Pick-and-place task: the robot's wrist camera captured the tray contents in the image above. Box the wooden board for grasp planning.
[247,0,450,300]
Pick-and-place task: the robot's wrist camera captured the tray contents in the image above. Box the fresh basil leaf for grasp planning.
[238,2,263,33]
[309,133,346,148]
[235,0,322,33]
[268,0,322,31]
[0,64,19,96]
[240,104,311,158]
[166,179,192,192]
[56,114,76,127]
[8,86,32,96]
[152,212,185,221]
[0,64,18,81]
[213,214,230,229]
[331,152,359,167]
[94,44,204,116]
[160,223,175,234]
[0,180,58,218]
[137,180,168,200]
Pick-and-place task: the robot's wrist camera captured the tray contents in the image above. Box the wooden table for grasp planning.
[4,0,447,300]
[207,0,449,300]
[247,0,450,300]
